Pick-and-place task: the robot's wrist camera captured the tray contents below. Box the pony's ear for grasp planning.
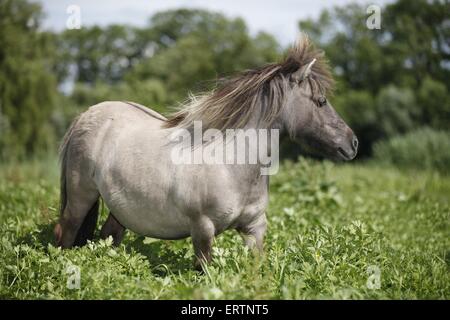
[290,58,316,83]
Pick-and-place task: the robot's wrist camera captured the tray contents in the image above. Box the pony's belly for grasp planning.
[97,167,193,238]
[110,204,192,240]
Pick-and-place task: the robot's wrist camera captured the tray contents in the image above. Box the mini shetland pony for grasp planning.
[54,35,358,269]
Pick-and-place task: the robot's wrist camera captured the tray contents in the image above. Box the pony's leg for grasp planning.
[100,212,126,246]
[191,216,215,271]
[56,193,99,248]
[73,200,99,246]
[237,213,267,253]
[55,168,100,249]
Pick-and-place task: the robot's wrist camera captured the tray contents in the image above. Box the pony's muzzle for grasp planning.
[337,129,358,161]
[351,135,359,153]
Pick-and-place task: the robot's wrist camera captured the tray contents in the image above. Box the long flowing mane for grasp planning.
[164,34,334,130]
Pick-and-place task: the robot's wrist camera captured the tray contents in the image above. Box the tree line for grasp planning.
[0,0,448,161]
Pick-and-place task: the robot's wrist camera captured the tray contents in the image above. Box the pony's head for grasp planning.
[276,35,358,160]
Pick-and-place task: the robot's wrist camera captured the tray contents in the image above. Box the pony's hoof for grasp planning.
[193,259,208,273]
[54,223,62,246]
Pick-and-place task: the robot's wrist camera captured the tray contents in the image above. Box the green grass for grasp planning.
[0,158,449,299]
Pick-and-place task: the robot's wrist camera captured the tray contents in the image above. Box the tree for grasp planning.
[55,25,149,84]
[383,0,450,89]
[418,77,449,129]
[0,0,58,159]
[127,9,280,104]
[375,85,420,137]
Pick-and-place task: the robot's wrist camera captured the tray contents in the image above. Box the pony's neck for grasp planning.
[232,111,280,177]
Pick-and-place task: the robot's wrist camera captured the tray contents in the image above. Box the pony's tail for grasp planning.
[54,115,81,245]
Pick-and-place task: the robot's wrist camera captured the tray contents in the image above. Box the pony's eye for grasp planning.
[317,97,327,107]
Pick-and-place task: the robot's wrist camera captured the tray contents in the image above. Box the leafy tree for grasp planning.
[0,0,58,159]
[128,9,280,104]
[55,9,280,110]
[375,85,420,137]
[383,0,450,89]
[55,25,150,84]
[417,77,449,130]
[299,5,386,94]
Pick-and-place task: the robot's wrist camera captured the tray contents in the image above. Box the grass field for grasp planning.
[0,157,448,299]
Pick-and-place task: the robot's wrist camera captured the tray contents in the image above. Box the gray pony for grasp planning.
[54,35,358,269]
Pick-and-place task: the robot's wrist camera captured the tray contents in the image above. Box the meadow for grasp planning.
[0,158,448,299]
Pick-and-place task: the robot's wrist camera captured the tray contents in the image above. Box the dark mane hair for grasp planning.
[164,34,334,130]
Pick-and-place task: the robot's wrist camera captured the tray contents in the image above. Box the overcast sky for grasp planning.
[37,0,392,45]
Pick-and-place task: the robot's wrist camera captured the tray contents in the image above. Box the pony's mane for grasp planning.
[164,34,334,130]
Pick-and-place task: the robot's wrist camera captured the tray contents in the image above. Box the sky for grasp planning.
[37,0,392,46]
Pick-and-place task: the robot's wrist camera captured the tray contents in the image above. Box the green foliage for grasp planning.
[271,159,344,208]
[373,127,450,174]
[129,35,217,103]
[127,9,280,104]
[0,159,449,299]
[382,0,450,88]
[54,8,281,113]
[70,80,168,114]
[417,77,450,130]
[374,85,420,137]
[54,25,150,84]
[300,0,449,92]
[0,0,59,160]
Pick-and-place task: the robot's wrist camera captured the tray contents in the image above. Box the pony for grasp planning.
[54,34,358,269]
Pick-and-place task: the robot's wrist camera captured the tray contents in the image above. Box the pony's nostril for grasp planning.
[352,136,359,150]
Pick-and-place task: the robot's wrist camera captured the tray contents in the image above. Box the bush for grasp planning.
[417,77,450,130]
[375,85,420,138]
[373,127,450,173]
